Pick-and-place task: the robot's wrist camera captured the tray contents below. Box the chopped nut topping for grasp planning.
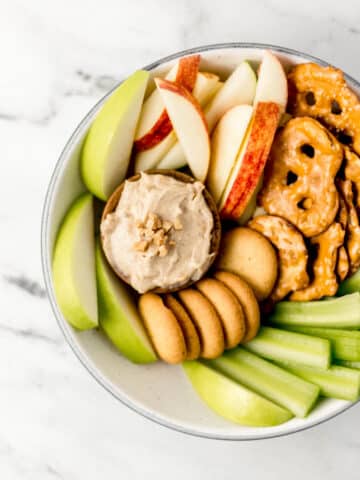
[153,229,166,246]
[173,217,183,230]
[133,240,149,252]
[146,212,162,231]
[163,220,173,232]
[143,228,154,240]
[133,212,178,257]
[158,245,168,257]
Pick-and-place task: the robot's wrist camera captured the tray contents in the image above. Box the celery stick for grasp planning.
[335,359,360,369]
[278,363,360,401]
[338,269,360,296]
[205,348,320,417]
[283,326,360,362]
[244,327,331,369]
[268,293,360,328]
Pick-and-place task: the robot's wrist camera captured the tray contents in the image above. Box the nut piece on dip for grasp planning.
[101,172,219,293]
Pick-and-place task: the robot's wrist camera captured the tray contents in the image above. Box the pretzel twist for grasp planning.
[259,117,343,237]
[288,63,360,155]
[248,215,309,302]
[291,222,344,301]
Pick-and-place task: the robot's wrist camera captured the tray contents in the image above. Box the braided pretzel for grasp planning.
[344,147,360,210]
[335,194,349,281]
[288,63,360,155]
[248,215,309,302]
[337,179,360,274]
[337,246,350,281]
[259,117,342,237]
[291,222,344,301]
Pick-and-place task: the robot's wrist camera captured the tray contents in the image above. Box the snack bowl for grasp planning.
[42,43,360,440]
[100,169,221,293]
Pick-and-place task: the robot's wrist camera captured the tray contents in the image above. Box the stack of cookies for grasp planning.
[138,271,260,364]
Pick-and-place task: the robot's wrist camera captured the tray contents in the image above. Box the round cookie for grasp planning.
[164,294,201,360]
[216,227,278,301]
[214,271,260,343]
[138,293,186,364]
[178,289,225,359]
[195,278,245,349]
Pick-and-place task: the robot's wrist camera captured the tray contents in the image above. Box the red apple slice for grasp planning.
[134,73,219,173]
[207,105,253,204]
[155,78,210,182]
[134,55,200,152]
[156,62,256,173]
[220,102,280,219]
[237,173,264,225]
[133,63,178,141]
[254,51,288,112]
[156,76,221,171]
[175,55,201,91]
[133,110,174,152]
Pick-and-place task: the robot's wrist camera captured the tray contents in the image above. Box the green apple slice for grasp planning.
[95,241,157,364]
[82,70,149,201]
[52,193,98,330]
[183,361,293,427]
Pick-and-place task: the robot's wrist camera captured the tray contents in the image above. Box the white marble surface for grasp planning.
[1,0,360,478]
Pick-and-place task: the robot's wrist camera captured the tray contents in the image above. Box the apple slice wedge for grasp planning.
[156,61,256,172]
[52,193,98,330]
[133,62,178,142]
[95,241,157,364]
[155,142,187,170]
[134,55,200,153]
[205,60,257,132]
[237,173,264,225]
[81,70,149,201]
[155,78,210,182]
[219,102,280,219]
[207,105,253,204]
[254,50,288,113]
[192,72,220,106]
[134,131,177,173]
[134,71,219,173]
[183,361,293,427]
[156,76,221,170]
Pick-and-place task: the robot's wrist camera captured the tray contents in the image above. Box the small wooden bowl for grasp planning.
[101,169,221,293]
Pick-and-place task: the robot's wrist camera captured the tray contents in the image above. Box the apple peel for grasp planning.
[220,102,280,219]
[134,55,200,152]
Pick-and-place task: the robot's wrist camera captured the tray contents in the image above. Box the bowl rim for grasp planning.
[41,42,360,441]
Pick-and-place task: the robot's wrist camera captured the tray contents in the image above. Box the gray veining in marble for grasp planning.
[1,0,360,478]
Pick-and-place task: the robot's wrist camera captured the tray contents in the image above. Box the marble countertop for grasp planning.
[1,0,360,478]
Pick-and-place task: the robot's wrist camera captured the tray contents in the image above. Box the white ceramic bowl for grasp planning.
[42,43,360,440]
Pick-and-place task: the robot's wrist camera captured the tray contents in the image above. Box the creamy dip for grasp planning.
[101,173,214,293]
